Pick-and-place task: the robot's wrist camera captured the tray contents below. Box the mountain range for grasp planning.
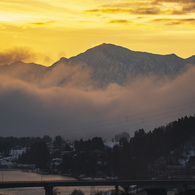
[0,43,195,137]
[1,43,195,87]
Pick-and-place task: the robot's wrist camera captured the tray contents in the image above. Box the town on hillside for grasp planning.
[1,115,195,194]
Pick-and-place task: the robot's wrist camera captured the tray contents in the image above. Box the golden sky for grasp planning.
[1,0,195,65]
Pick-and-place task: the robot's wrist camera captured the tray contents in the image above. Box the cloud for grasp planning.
[152,18,195,26]
[152,0,195,14]
[85,7,161,15]
[0,48,36,66]
[182,4,195,13]
[153,0,195,3]
[85,0,195,16]
[108,19,130,24]
[0,61,195,138]
[101,2,148,8]
[0,47,54,66]
[85,8,130,14]
[85,7,184,15]
[29,21,56,26]
[39,62,95,89]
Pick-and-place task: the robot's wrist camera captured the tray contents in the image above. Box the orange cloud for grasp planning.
[101,2,148,8]
[153,0,195,3]
[85,0,195,16]
[85,7,185,15]
[29,21,56,26]
[153,0,195,14]
[152,18,195,26]
[108,19,130,24]
[85,7,162,15]
[0,48,36,65]
[85,8,132,14]
[182,4,195,13]
[85,7,186,15]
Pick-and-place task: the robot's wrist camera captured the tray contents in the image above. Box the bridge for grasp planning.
[1,179,195,195]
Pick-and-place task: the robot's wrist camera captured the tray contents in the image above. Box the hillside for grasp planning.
[53,43,194,86]
[1,43,194,87]
[107,115,195,179]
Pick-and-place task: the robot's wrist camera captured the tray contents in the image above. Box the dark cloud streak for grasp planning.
[85,0,195,16]
[153,0,195,4]
[85,7,185,15]
[152,18,195,25]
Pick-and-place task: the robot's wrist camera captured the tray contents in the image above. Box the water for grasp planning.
[0,170,114,195]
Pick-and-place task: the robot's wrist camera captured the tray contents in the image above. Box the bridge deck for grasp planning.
[1,180,195,189]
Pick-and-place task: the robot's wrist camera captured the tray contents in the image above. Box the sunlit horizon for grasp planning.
[0,0,195,66]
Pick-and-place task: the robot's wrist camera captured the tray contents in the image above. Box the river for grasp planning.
[0,170,114,195]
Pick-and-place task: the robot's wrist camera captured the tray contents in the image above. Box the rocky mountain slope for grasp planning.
[49,43,195,86]
[0,60,47,84]
[1,43,195,87]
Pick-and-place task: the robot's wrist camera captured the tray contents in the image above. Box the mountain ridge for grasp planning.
[1,43,195,87]
[52,43,194,86]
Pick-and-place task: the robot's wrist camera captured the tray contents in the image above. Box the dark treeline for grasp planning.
[109,115,195,179]
[0,115,195,179]
[0,136,49,156]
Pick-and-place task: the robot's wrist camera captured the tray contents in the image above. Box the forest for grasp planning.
[1,115,195,179]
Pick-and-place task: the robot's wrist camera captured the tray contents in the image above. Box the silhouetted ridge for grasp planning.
[1,43,195,87]
[51,43,192,86]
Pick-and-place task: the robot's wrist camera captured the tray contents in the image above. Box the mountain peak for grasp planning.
[165,53,179,58]
[59,57,68,62]
[92,43,131,51]
[99,42,108,46]
[75,43,133,61]
[65,43,193,86]
[50,43,195,87]
[97,43,118,48]
[11,60,25,65]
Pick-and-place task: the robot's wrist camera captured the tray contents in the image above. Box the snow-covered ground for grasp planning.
[0,148,26,168]
[104,141,118,148]
[10,148,26,159]
[0,156,14,167]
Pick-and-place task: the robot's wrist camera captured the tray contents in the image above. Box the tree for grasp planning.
[134,129,145,139]
[71,189,85,195]
[64,144,72,151]
[19,141,50,170]
[53,135,65,149]
[91,137,104,151]
[42,135,52,143]
[113,132,130,142]
[119,137,128,147]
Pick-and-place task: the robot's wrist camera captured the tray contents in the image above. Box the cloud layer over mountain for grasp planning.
[0,48,36,66]
[0,44,195,139]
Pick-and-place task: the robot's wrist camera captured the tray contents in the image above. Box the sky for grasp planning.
[0,0,195,139]
[0,0,195,66]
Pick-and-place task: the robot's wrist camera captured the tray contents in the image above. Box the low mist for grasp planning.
[0,61,195,139]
